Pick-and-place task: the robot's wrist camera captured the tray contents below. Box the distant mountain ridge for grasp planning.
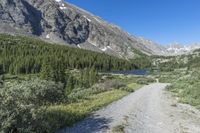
[165,43,200,55]
[0,0,199,57]
[0,0,167,58]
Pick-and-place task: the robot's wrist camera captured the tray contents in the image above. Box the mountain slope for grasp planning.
[0,0,166,58]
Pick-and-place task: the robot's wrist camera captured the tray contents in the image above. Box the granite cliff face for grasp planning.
[0,0,167,58]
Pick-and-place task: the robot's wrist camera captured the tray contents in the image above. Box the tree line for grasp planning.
[0,34,138,77]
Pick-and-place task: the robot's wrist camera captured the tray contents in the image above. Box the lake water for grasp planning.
[109,69,149,75]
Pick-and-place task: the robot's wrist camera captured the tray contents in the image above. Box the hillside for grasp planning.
[152,47,200,71]
[0,34,138,76]
[0,0,167,58]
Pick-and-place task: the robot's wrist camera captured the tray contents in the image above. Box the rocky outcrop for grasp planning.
[0,0,90,44]
[0,0,167,58]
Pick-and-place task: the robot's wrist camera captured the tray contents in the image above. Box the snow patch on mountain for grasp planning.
[60,6,67,10]
[100,46,112,52]
[77,44,81,48]
[55,0,62,2]
[101,47,107,51]
[46,34,50,39]
[83,16,91,22]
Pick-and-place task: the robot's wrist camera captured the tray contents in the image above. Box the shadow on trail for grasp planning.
[60,114,112,133]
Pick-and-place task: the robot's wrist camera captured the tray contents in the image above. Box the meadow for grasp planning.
[158,69,200,109]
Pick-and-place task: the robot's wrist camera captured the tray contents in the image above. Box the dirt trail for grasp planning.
[59,83,200,133]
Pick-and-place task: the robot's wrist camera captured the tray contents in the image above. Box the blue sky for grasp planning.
[66,0,200,45]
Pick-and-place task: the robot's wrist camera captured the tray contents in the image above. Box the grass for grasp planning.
[159,69,200,110]
[112,115,128,133]
[46,90,129,132]
[168,80,200,108]
[112,74,156,85]
[127,83,142,91]
[45,74,146,132]
[112,124,125,133]
[2,73,150,132]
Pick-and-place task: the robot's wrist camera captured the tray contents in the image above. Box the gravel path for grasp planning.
[59,83,200,133]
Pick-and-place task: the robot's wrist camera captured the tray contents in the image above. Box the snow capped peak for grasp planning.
[166,43,200,55]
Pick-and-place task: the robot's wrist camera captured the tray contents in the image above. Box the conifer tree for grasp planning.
[0,65,4,88]
[40,58,55,81]
[89,68,98,86]
[0,34,136,77]
[65,75,75,94]
[0,64,3,75]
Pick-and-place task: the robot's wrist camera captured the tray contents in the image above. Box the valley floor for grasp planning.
[59,83,200,133]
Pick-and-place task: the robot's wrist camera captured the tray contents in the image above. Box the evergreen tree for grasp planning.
[0,65,4,88]
[0,34,135,76]
[40,58,55,81]
[53,59,66,82]
[88,68,98,86]
[65,75,75,94]
[0,64,3,75]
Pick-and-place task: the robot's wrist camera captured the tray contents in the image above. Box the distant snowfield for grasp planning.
[166,44,200,54]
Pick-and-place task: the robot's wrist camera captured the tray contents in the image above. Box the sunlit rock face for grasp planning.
[0,0,167,58]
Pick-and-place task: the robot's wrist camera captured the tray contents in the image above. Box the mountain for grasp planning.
[166,43,200,55]
[0,0,166,58]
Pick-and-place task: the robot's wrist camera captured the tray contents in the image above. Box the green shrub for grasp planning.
[68,88,95,102]
[67,80,127,102]
[112,124,125,133]
[102,80,126,89]
[166,70,200,108]
[0,79,64,133]
[47,90,128,131]
[136,77,155,85]
[120,87,135,92]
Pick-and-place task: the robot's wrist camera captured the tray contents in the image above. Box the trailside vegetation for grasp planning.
[0,34,153,133]
[157,50,200,110]
[159,69,200,109]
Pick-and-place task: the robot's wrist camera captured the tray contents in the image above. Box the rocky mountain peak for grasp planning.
[166,43,200,55]
[0,0,90,44]
[0,0,167,58]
